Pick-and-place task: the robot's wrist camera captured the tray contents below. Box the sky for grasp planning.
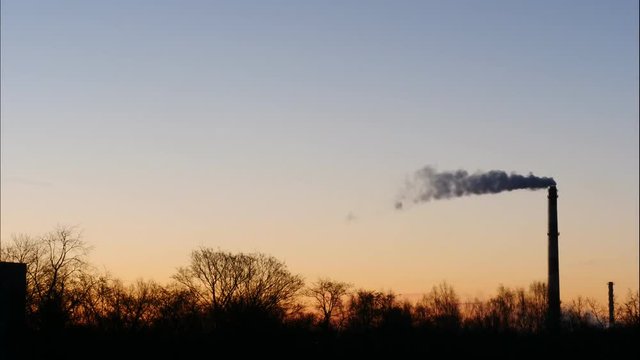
[1,0,638,304]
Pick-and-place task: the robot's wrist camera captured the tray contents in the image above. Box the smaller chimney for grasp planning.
[608,282,615,326]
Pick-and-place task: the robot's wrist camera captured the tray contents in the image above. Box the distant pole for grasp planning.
[547,186,561,330]
[608,282,615,327]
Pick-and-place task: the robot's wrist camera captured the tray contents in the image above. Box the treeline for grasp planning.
[2,226,639,357]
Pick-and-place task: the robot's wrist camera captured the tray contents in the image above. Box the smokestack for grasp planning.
[608,282,615,326]
[547,185,560,330]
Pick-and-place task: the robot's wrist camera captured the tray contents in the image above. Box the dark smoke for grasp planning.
[396,166,555,209]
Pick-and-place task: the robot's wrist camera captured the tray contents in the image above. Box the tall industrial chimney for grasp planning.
[547,185,560,330]
[608,282,615,326]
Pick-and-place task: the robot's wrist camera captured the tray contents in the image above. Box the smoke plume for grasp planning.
[395,166,555,209]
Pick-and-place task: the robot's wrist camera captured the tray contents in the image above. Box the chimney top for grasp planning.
[548,185,558,198]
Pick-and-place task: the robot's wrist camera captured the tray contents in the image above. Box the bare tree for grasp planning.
[585,297,608,328]
[41,227,90,299]
[617,290,640,327]
[487,285,517,331]
[459,282,546,332]
[564,296,607,330]
[173,249,231,308]
[462,298,489,329]
[173,248,304,320]
[345,290,404,331]
[415,282,461,330]
[1,225,91,328]
[346,290,382,330]
[525,281,547,331]
[305,278,351,329]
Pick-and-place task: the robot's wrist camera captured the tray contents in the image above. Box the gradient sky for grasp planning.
[1,0,638,304]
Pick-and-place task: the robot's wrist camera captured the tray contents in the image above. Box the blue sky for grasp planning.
[1,0,638,302]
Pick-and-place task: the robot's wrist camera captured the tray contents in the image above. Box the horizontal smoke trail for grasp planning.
[395,166,555,209]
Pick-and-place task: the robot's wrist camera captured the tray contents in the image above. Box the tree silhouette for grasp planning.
[305,278,351,330]
[415,282,461,330]
[2,226,90,329]
[524,281,547,331]
[617,290,640,327]
[3,226,638,360]
[173,248,304,327]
